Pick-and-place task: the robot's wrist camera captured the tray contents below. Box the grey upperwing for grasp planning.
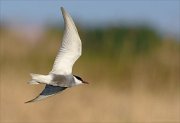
[51,74,75,87]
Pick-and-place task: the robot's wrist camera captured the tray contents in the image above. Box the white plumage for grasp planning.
[26,7,88,103]
[50,7,82,75]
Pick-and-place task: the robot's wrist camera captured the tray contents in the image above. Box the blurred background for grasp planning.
[0,1,180,122]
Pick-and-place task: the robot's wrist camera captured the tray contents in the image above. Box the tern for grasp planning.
[26,7,88,103]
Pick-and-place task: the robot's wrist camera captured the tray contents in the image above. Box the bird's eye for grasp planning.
[74,75,82,81]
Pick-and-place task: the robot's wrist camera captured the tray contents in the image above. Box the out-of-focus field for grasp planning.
[0,24,180,122]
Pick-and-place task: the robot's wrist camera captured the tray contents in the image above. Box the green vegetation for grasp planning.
[1,24,179,92]
[83,26,161,56]
[0,24,179,122]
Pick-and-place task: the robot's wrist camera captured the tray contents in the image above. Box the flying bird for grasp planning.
[26,7,88,103]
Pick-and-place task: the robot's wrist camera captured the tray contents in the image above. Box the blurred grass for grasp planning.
[0,24,180,122]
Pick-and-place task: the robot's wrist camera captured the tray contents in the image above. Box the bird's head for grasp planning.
[73,75,89,85]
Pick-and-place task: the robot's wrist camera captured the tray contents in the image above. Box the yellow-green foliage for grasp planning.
[0,24,180,122]
[1,25,180,91]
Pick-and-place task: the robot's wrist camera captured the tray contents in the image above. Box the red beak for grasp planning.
[83,81,89,84]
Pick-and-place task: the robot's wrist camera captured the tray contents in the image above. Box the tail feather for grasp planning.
[28,73,51,84]
[28,73,41,84]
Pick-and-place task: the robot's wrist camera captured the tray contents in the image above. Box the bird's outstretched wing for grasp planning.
[25,85,67,103]
[50,7,82,75]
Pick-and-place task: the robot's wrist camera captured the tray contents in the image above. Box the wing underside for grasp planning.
[50,7,82,75]
[25,85,67,103]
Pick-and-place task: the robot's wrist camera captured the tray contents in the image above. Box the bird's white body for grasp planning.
[30,73,83,87]
[26,7,86,103]
[29,7,82,86]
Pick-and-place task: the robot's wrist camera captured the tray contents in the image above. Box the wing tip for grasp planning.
[61,7,66,15]
[61,7,64,11]
[60,6,64,11]
[60,6,72,22]
[24,99,35,103]
[25,96,40,103]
